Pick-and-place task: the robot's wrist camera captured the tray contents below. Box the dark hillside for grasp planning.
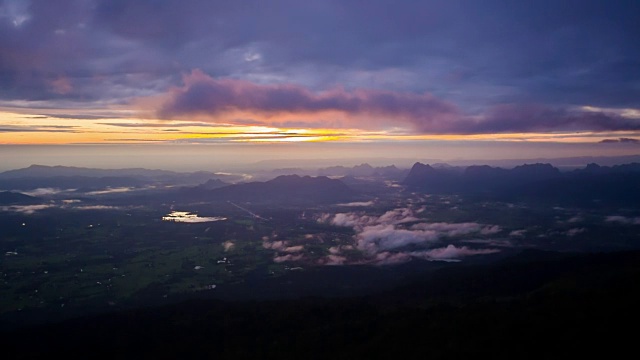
[4,250,638,359]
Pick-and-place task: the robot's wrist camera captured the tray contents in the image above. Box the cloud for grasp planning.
[357,222,500,252]
[411,245,500,261]
[1,1,638,135]
[73,205,121,211]
[62,199,81,204]
[155,70,460,132]
[85,187,136,195]
[337,201,375,207]
[263,239,304,253]
[357,224,440,252]
[21,188,68,196]
[330,213,374,228]
[600,138,639,143]
[328,246,340,255]
[378,208,418,225]
[566,228,586,236]
[0,125,79,133]
[42,114,124,120]
[605,215,640,225]
[98,121,215,128]
[373,251,413,265]
[480,225,502,235]
[0,204,55,214]
[222,241,235,252]
[320,207,501,263]
[162,211,227,223]
[263,240,287,251]
[509,229,526,237]
[283,245,304,253]
[273,254,303,263]
[324,254,347,265]
[462,104,640,134]
[462,239,513,247]
[151,70,640,134]
[327,208,419,231]
[411,222,500,237]
[81,186,156,196]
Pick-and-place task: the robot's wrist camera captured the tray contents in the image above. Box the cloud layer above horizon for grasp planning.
[1,0,639,138]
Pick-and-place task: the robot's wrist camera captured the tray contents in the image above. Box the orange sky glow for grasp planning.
[2,110,639,146]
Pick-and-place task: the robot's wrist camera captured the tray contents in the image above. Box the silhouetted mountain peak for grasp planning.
[510,163,560,180]
[402,162,461,191]
[403,163,436,184]
[409,162,435,174]
[353,163,374,170]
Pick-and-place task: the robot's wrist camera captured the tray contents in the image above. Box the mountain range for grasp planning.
[180,175,356,205]
[3,162,640,207]
[0,165,226,188]
[404,162,640,206]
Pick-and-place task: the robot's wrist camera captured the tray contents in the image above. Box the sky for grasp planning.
[0,0,639,169]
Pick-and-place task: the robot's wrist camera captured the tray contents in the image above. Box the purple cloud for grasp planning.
[156,70,460,130]
[154,70,640,134]
[466,104,640,134]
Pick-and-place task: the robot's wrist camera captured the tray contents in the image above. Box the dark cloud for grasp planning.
[605,215,640,225]
[459,104,640,134]
[0,0,638,132]
[102,138,166,142]
[98,122,214,128]
[0,0,177,102]
[0,124,79,133]
[43,114,120,120]
[599,138,639,144]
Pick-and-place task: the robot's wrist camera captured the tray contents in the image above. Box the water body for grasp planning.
[162,211,227,223]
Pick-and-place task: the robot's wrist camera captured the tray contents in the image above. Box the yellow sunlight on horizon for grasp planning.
[1,110,638,145]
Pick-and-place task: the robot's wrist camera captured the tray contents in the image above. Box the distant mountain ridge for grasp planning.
[0,164,220,180]
[317,163,408,179]
[0,164,183,179]
[248,163,409,182]
[0,165,228,189]
[185,174,356,204]
[0,176,147,191]
[404,161,640,205]
[572,162,640,174]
